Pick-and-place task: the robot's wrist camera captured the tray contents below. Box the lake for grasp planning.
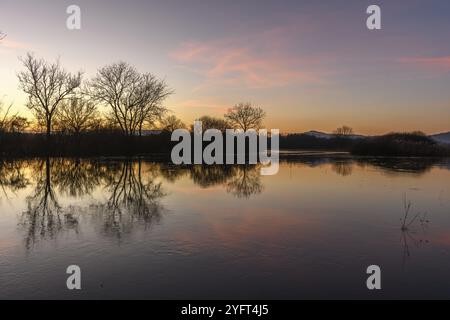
[1,154,450,299]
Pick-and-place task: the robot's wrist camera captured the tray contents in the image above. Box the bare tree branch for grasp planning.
[224,102,266,131]
[17,53,83,138]
[88,62,172,136]
[160,115,186,132]
[55,97,98,135]
[334,126,353,136]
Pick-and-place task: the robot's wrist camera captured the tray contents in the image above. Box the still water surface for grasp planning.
[0,155,450,299]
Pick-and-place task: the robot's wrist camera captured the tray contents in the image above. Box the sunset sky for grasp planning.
[1,0,449,135]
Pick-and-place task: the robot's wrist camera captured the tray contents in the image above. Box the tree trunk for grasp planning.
[46,122,51,139]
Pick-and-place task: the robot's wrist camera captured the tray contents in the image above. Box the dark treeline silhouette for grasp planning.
[2,130,449,158]
[2,53,449,158]
[281,131,450,157]
[351,132,450,157]
[0,130,277,158]
[0,130,174,157]
[280,134,357,150]
[1,53,269,157]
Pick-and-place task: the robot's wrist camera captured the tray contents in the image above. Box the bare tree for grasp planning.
[17,53,82,139]
[9,116,30,133]
[0,100,29,133]
[224,102,266,131]
[160,115,186,132]
[55,97,98,135]
[89,62,172,136]
[193,115,229,132]
[136,74,172,136]
[334,125,353,136]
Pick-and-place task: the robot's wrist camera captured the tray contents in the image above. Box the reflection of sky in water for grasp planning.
[0,157,450,299]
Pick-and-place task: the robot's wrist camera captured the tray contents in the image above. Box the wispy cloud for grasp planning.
[175,98,227,109]
[170,25,325,90]
[399,56,450,69]
[0,36,27,50]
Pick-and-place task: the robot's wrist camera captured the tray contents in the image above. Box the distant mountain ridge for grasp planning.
[430,132,450,144]
[302,130,365,140]
[299,130,450,144]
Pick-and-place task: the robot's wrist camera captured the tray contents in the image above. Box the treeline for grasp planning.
[351,132,450,157]
[2,52,449,158]
[0,53,267,156]
[281,131,450,157]
[280,134,358,150]
[0,131,174,157]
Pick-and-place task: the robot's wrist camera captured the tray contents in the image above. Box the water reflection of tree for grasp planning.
[331,160,353,177]
[51,158,110,197]
[19,159,166,246]
[187,165,264,198]
[20,158,79,249]
[189,165,236,188]
[281,156,443,177]
[226,165,263,198]
[158,164,189,183]
[356,158,440,176]
[401,226,429,267]
[0,160,29,198]
[93,160,165,239]
[15,158,268,248]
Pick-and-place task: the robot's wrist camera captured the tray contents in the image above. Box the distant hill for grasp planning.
[281,131,364,150]
[300,130,450,145]
[430,132,450,144]
[303,130,365,140]
[303,130,334,139]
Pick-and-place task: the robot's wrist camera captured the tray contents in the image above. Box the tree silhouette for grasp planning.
[160,115,186,132]
[9,116,30,133]
[18,53,82,139]
[0,100,18,133]
[224,103,266,131]
[334,125,353,136]
[55,97,99,135]
[193,115,229,132]
[89,62,172,136]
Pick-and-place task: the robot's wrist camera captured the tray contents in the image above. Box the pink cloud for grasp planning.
[170,26,325,90]
[0,37,27,50]
[399,56,450,68]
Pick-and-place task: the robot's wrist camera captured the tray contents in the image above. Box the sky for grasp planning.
[0,0,449,135]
